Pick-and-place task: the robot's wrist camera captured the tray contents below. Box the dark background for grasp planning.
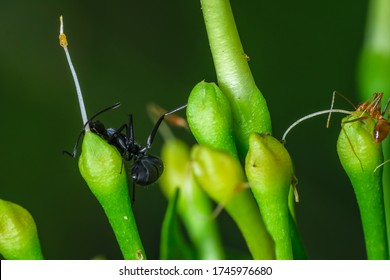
[0,0,369,259]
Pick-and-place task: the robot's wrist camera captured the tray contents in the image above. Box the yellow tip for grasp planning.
[59,15,68,47]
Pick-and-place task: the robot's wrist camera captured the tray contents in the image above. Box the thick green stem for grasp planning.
[200,0,272,158]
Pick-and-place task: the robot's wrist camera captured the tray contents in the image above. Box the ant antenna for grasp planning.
[59,16,90,131]
[282,109,352,143]
[326,91,356,128]
[63,102,121,157]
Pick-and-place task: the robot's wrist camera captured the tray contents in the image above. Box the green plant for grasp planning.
[1,0,389,260]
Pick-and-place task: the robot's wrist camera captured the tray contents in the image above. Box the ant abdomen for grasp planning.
[374,119,390,143]
[132,155,164,186]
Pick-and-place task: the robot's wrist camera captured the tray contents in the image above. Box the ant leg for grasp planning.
[341,115,372,171]
[365,93,383,117]
[341,123,364,171]
[127,114,134,147]
[341,114,371,125]
[382,98,390,116]
[326,91,337,128]
[131,180,136,206]
[146,104,187,149]
[63,130,85,157]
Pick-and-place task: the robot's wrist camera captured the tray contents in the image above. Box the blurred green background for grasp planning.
[0,0,370,259]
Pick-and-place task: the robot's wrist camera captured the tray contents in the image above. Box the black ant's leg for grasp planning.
[146,104,187,149]
[131,180,136,206]
[63,130,85,157]
[127,114,134,147]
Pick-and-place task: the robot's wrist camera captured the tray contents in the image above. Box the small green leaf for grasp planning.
[160,189,196,260]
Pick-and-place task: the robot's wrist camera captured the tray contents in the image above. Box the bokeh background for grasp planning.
[0,0,371,259]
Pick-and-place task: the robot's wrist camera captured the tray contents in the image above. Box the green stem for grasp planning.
[363,0,390,52]
[200,0,272,158]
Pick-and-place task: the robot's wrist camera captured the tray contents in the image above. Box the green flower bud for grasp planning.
[159,138,225,259]
[191,144,275,259]
[0,199,43,259]
[245,133,295,260]
[187,81,238,159]
[337,114,388,259]
[79,132,145,260]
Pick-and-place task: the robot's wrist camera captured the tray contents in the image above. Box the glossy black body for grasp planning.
[65,103,186,202]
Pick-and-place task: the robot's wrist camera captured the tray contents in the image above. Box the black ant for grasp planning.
[64,102,187,203]
[59,16,187,202]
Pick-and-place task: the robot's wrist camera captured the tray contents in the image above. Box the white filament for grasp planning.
[60,16,90,130]
[282,109,352,143]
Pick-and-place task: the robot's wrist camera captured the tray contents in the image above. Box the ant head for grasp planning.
[89,120,107,136]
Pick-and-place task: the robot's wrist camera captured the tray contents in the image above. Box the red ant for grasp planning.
[282,91,390,171]
[334,92,390,170]
[341,92,390,143]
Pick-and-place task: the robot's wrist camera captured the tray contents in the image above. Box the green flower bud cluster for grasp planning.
[160,80,299,260]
